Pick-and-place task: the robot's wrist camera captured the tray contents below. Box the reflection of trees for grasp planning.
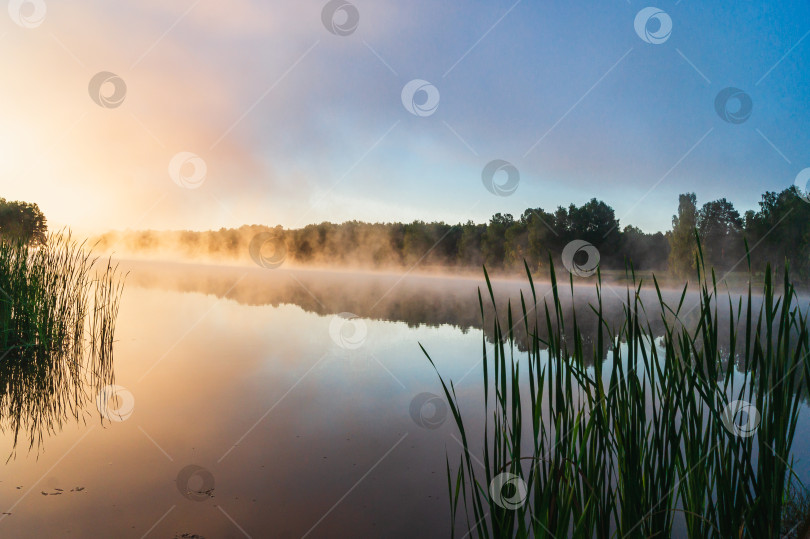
[126,261,810,403]
[125,262,772,363]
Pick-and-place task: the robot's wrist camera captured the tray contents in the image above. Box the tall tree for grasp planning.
[743,187,810,277]
[668,193,698,278]
[0,198,47,245]
[522,208,558,270]
[481,213,513,269]
[458,221,486,267]
[697,198,743,271]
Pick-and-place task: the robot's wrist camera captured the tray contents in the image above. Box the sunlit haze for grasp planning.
[3,1,809,235]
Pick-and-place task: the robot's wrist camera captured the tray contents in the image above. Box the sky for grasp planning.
[0,0,808,235]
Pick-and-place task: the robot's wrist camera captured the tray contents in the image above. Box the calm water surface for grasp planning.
[2,261,809,538]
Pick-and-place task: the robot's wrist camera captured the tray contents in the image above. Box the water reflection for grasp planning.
[1,260,805,538]
[2,275,470,537]
[0,239,124,458]
[123,260,764,361]
[0,343,115,458]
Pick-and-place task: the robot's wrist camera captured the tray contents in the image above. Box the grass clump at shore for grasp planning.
[0,232,125,455]
[424,250,810,538]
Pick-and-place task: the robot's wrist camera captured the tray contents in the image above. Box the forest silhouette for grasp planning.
[92,186,810,281]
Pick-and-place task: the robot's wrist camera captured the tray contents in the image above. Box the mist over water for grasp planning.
[120,259,787,361]
[2,254,809,537]
[4,0,810,535]
[92,226,457,272]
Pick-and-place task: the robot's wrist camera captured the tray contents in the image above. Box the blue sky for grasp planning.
[1,0,808,233]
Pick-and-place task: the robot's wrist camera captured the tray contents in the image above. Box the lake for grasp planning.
[2,260,810,538]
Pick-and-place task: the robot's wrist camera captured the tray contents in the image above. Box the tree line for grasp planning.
[669,186,810,279]
[90,186,810,280]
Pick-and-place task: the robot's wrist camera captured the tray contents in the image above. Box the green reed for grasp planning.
[423,248,810,538]
[0,232,125,456]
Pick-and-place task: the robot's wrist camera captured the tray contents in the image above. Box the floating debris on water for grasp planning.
[39,487,86,496]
